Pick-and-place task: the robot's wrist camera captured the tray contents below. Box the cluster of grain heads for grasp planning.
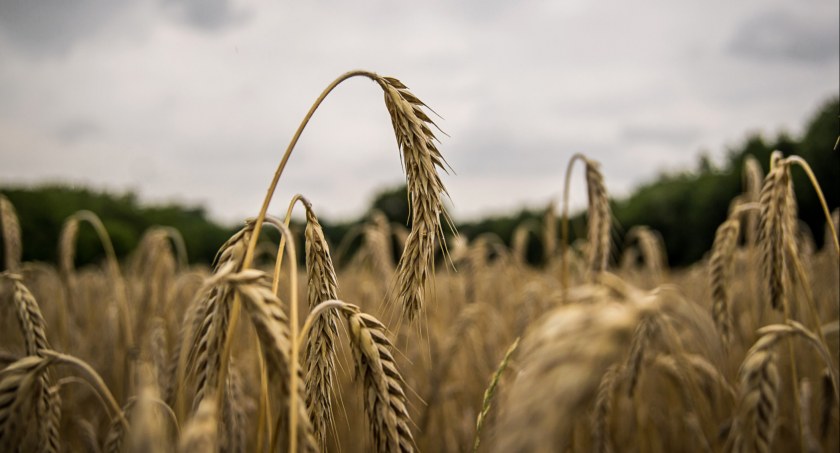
[730,320,839,453]
[0,351,126,452]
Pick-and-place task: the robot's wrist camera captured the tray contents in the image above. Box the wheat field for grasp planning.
[1,71,838,453]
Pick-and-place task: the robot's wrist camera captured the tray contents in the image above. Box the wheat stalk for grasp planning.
[586,160,612,278]
[344,304,415,452]
[473,336,520,453]
[303,202,340,448]
[592,365,620,453]
[758,158,790,311]
[0,355,55,449]
[375,74,452,320]
[189,223,252,411]
[3,273,56,451]
[710,218,741,344]
[543,200,557,267]
[731,348,779,453]
[742,156,764,247]
[0,195,22,272]
[560,154,612,290]
[226,269,318,453]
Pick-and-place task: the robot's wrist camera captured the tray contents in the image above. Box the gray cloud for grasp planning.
[621,125,701,145]
[0,0,247,56]
[728,10,839,63]
[162,0,249,32]
[0,0,132,55]
[54,118,102,144]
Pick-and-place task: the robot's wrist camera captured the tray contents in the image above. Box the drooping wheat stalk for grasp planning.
[376,75,452,320]
[560,154,612,291]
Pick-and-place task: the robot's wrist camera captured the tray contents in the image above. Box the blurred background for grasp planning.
[1,0,837,267]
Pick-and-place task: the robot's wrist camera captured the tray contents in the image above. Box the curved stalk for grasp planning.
[217,72,376,453]
[784,156,839,255]
[561,153,588,293]
[42,350,129,429]
[68,210,135,400]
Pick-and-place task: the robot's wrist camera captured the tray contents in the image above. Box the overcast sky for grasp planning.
[1,0,837,224]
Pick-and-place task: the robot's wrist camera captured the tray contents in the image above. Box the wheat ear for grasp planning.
[0,195,22,272]
[179,399,218,453]
[592,365,620,453]
[303,202,340,448]
[758,159,790,311]
[376,74,452,320]
[710,218,741,344]
[4,273,56,451]
[731,348,779,453]
[341,303,415,452]
[227,269,318,453]
[586,159,612,278]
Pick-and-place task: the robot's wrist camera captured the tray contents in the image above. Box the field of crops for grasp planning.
[1,71,838,453]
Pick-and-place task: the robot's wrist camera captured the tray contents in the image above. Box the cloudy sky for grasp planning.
[1,0,837,224]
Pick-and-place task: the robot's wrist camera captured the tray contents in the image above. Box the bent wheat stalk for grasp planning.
[214,70,452,447]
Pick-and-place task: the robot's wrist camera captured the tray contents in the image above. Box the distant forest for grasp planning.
[1,96,837,269]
